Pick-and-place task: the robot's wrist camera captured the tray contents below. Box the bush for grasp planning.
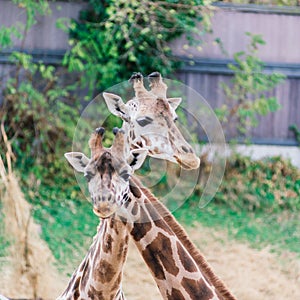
[216,32,286,141]
[0,1,81,175]
[58,0,212,96]
[211,155,300,212]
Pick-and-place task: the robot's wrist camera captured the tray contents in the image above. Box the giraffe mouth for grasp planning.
[93,206,115,219]
[174,154,200,170]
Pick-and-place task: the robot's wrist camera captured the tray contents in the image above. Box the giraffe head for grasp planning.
[64,128,147,218]
[103,72,200,170]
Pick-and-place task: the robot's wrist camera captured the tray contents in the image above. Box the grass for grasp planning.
[0,155,299,272]
[0,202,10,263]
[0,167,99,274]
[173,155,300,256]
[26,181,99,272]
[173,201,300,255]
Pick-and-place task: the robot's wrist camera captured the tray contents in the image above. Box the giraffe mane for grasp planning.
[131,176,237,300]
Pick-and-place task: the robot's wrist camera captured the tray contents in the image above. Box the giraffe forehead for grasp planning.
[127,99,139,112]
[94,152,114,173]
[138,98,170,114]
[92,151,127,175]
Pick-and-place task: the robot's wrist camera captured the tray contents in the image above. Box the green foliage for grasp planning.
[174,201,300,255]
[289,124,300,145]
[1,0,213,170]
[12,0,51,29]
[0,0,212,266]
[0,24,23,48]
[0,0,80,170]
[220,0,300,6]
[3,0,298,269]
[0,202,10,261]
[0,5,85,267]
[2,53,80,162]
[174,155,300,254]
[18,168,98,267]
[216,32,286,140]
[197,155,300,213]
[59,0,212,95]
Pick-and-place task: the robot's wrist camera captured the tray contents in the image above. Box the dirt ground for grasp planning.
[1,223,300,300]
[122,224,300,300]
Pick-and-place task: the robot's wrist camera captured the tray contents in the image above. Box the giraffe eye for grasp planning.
[120,170,130,181]
[84,171,94,181]
[136,116,153,127]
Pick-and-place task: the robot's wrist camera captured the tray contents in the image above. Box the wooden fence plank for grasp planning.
[0,1,299,145]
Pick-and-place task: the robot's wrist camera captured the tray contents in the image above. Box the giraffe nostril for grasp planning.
[108,194,112,201]
[181,146,189,153]
[92,196,97,205]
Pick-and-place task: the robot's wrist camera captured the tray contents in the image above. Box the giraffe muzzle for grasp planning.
[174,153,200,170]
[92,193,117,218]
[93,203,117,218]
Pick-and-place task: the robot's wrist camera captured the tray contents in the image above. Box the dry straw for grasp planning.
[0,124,65,299]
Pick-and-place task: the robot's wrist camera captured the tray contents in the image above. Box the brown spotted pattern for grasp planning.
[103,71,200,169]
[104,177,225,300]
[181,277,214,300]
[176,241,198,273]
[59,177,233,299]
[60,173,234,299]
[57,218,128,300]
[94,259,116,283]
[60,72,234,300]
[167,288,185,300]
[142,232,180,279]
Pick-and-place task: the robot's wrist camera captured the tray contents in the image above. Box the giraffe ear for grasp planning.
[167,97,182,110]
[103,92,131,122]
[64,152,90,173]
[128,149,148,171]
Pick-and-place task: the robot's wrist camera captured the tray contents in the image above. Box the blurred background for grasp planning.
[0,1,299,299]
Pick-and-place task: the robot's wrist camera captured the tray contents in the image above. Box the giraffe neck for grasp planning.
[121,122,133,159]
[132,177,237,300]
[117,177,236,300]
[59,177,236,300]
[57,218,128,300]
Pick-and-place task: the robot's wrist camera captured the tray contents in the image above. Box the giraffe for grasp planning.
[103,72,200,170]
[58,128,147,300]
[57,218,128,300]
[64,128,236,300]
[58,72,202,300]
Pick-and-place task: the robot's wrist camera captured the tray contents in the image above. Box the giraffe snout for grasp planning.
[92,192,117,218]
[100,193,113,202]
[93,202,117,218]
[170,139,200,170]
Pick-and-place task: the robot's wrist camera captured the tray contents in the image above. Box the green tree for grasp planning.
[0,0,80,171]
[1,0,213,172]
[58,0,212,97]
[217,0,299,6]
[289,124,300,145]
[216,32,286,141]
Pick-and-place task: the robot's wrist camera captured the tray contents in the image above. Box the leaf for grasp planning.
[56,18,70,32]
[140,27,150,35]
[267,97,281,112]
[232,51,245,66]
[253,34,266,46]
[125,40,133,50]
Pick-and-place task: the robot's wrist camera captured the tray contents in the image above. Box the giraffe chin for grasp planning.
[174,155,200,170]
[93,206,116,219]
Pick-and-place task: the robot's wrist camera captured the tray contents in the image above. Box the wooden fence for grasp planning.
[172,3,300,145]
[0,1,299,145]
